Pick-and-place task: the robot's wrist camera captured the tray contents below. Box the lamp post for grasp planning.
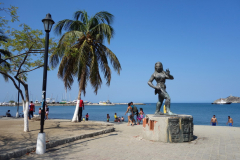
[36,13,54,155]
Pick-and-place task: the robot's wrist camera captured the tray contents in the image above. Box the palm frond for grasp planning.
[74,10,88,24]
[89,46,102,94]
[94,11,114,25]
[91,23,114,44]
[99,44,121,74]
[57,54,78,90]
[95,45,111,85]
[54,19,74,35]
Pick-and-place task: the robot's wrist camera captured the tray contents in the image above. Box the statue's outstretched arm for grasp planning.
[148,74,157,89]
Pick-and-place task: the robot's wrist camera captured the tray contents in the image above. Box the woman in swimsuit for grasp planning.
[125,103,133,126]
[137,108,145,124]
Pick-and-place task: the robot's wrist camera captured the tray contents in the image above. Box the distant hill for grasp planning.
[213,96,240,103]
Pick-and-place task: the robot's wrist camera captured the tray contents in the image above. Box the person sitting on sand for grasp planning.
[114,113,118,122]
[121,116,124,122]
[125,103,133,126]
[226,116,233,126]
[86,113,89,121]
[6,110,11,117]
[118,116,121,122]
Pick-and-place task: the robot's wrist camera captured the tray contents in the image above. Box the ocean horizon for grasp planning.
[1,103,240,127]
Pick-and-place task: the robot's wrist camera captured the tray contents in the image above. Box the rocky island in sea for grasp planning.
[213,95,240,104]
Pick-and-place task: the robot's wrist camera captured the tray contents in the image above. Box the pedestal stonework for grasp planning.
[142,114,194,143]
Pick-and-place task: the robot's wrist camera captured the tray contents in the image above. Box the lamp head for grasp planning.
[42,13,54,32]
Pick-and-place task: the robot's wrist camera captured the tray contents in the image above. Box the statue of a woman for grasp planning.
[148,62,176,115]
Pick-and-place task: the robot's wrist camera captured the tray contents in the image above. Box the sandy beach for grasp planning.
[1,118,240,160]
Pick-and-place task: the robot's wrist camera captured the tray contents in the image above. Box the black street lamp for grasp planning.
[36,13,54,154]
[40,13,54,133]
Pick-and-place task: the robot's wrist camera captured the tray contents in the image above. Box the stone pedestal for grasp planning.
[142,114,193,143]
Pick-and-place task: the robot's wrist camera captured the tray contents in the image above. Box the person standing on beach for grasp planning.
[45,105,49,120]
[125,103,133,126]
[210,115,218,126]
[38,108,41,115]
[131,102,137,125]
[137,108,145,125]
[28,101,35,120]
[107,114,110,122]
[226,116,233,126]
[78,99,84,122]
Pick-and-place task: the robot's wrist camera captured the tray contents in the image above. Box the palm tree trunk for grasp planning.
[71,90,81,122]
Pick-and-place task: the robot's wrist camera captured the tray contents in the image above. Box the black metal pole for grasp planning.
[40,31,50,133]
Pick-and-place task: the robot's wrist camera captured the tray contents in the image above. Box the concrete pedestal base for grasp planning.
[142,114,193,143]
[36,133,46,154]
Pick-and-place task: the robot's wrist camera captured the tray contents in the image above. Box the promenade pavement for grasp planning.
[13,123,240,160]
[0,117,113,158]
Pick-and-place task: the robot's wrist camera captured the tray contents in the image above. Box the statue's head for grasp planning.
[155,62,163,72]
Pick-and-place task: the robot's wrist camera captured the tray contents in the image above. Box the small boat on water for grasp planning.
[59,100,67,104]
[46,98,51,103]
[98,100,115,105]
[212,98,231,105]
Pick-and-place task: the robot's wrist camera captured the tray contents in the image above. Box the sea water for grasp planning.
[1,103,240,127]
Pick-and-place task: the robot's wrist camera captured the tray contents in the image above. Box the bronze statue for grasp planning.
[148,62,176,115]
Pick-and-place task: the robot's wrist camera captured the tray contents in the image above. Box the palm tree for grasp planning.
[50,10,121,122]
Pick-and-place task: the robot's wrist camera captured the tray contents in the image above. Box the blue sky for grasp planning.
[1,0,240,103]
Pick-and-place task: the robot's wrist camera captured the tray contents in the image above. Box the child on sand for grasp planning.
[118,116,121,122]
[39,108,41,115]
[107,114,110,122]
[85,113,89,121]
[121,116,124,121]
[137,108,145,125]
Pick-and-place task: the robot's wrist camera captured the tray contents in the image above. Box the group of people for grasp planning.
[77,99,89,122]
[112,113,124,122]
[28,101,49,120]
[125,102,145,126]
[211,115,234,126]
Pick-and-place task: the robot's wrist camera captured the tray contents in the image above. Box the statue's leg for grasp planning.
[154,94,164,115]
[163,92,177,116]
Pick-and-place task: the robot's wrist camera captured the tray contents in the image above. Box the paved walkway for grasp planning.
[13,123,240,160]
[0,117,113,158]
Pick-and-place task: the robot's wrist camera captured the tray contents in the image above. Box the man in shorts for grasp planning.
[226,116,233,126]
[210,115,218,126]
[78,99,84,122]
[131,102,137,125]
[28,101,35,120]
